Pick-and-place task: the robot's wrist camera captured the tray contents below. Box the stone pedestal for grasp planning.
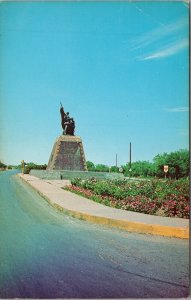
[47,135,87,171]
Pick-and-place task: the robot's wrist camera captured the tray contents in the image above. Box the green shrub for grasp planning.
[67,178,189,218]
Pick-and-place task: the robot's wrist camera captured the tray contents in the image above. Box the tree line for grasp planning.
[18,162,47,173]
[0,161,7,170]
[0,162,47,171]
[1,149,189,179]
[87,149,189,179]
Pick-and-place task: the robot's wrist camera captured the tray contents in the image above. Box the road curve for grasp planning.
[19,173,189,239]
[0,171,189,298]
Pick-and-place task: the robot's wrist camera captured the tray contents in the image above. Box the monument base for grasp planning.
[47,135,87,171]
[30,169,125,180]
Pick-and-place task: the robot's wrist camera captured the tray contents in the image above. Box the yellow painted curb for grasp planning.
[18,175,189,239]
[52,203,189,239]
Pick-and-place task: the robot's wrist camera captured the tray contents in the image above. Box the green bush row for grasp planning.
[69,177,189,218]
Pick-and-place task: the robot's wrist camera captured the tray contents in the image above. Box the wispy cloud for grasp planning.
[141,38,188,60]
[165,106,189,113]
[177,129,189,136]
[130,17,187,51]
[128,14,188,61]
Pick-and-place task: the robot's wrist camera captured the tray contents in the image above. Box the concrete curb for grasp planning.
[51,206,189,239]
[17,174,189,239]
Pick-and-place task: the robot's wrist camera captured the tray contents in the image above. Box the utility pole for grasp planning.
[116,153,118,168]
[129,142,132,177]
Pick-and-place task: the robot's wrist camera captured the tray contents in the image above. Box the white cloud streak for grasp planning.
[128,16,188,61]
[130,17,187,51]
[165,106,189,113]
[178,129,189,136]
[142,38,188,60]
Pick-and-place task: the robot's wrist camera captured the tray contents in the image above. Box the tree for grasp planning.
[26,162,47,170]
[86,161,95,171]
[95,164,109,172]
[122,161,154,177]
[153,153,169,178]
[110,166,119,173]
[16,162,47,171]
[166,149,189,178]
[153,149,189,178]
[0,161,7,169]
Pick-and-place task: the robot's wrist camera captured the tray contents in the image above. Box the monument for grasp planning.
[47,104,87,171]
[30,103,124,180]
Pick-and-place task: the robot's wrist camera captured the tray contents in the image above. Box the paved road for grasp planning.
[0,171,189,298]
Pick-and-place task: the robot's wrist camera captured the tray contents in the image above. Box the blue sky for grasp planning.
[0,1,189,166]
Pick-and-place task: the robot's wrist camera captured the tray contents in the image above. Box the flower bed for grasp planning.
[65,178,190,219]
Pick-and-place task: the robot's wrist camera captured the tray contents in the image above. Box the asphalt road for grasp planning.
[0,170,189,298]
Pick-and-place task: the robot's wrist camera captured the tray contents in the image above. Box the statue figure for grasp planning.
[60,103,75,136]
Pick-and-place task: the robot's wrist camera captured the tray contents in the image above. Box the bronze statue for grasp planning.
[60,103,75,136]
